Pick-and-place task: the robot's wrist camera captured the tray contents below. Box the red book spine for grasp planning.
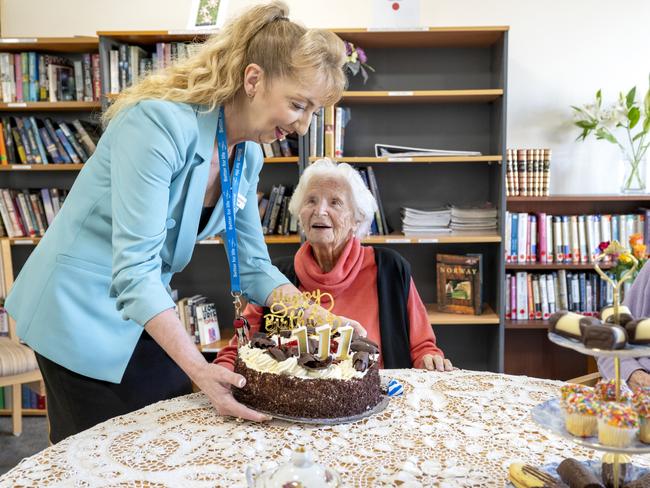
[510,275,517,319]
[538,212,547,263]
[91,54,101,101]
[37,394,46,410]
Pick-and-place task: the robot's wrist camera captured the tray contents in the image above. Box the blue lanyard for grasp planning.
[217,106,246,296]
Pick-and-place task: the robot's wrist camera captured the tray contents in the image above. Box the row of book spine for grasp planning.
[0,188,68,238]
[0,52,101,103]
[175,295,220,346]
[504,211,647,264]
[261,137,294,158]
[0,385,46,410]
[258,186,298,235]
[308,106,350,158]
[505,148,552,197]
[108,42,201,94]
[0,116,98,165]
[506,270,620,321]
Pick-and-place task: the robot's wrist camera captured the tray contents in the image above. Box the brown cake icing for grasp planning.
[234,356,382,418]
[232,332,383,419]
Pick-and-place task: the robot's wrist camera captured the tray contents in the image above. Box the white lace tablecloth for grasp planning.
[3,369,650,487]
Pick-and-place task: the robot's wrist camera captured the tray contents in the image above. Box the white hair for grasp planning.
[288,158,378,238]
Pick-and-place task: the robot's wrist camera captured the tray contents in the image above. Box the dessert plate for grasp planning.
[548,332,650,358]
[507,460,649,487]
[531,398,650,454]
[250,395,390,425]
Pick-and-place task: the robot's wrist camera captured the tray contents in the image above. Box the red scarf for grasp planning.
[294,237,364,299]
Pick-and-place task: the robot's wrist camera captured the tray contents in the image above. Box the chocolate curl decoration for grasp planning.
[250,335,276,349]
[266,347,286,362]
[350,340,379,355]
[297,353,333,370]
[352,351,370,372]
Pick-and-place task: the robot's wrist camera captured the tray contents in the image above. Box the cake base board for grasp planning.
[247,395,390,425]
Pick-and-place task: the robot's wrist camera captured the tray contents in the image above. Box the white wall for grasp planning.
[2,0,649,194]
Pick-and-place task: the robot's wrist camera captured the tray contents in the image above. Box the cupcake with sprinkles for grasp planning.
[595,379,632,403]
[633,387,650,443]
[564,392,600,437]
[598,402,639,447]
[560,384,593,406]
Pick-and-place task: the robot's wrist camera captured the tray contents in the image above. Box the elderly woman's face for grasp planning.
[248,71,325,143]
[299,177,358,250]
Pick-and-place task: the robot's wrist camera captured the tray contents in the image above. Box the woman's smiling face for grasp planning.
[298,176,359,251]
[246,70,325,143]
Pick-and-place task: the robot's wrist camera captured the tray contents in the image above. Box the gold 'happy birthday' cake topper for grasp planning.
[264,289,342,335]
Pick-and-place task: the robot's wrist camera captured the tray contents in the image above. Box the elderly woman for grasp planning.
[217,158,452,371]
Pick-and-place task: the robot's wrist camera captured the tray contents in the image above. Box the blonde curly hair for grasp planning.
[102,1,347,126]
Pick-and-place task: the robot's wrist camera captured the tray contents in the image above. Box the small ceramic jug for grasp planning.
[246,447,341,488]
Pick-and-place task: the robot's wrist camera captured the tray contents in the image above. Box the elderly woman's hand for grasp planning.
[336,315,367,338]
[422,354,453,372]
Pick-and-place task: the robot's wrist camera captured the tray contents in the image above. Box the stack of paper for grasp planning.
[401,207,452,235]
[450,204,498,232]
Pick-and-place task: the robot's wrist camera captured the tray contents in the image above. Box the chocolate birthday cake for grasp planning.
[233,330,383,419]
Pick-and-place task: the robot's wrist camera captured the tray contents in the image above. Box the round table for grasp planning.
[2,369,649,487]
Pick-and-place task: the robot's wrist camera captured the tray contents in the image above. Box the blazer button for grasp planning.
[165,218,176,229]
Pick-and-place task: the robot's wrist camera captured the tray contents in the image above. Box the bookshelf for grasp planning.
[0,28,508,396]
[324,27,508,372]
[0,36,103,417]
[504,194,650,380]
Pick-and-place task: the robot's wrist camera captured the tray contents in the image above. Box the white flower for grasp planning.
[350,51,358,63]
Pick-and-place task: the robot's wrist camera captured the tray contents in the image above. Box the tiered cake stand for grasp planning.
[531,248,648,488]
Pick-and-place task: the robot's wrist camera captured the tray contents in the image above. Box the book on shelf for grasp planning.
[107,41,201,94]
[0,51,101,103]
[0,116,99,165]
[506,148,551,197]
[374,144,482,158]
[356,166,389,235]
[504,211,646,264]
[257,185,296,236]
[436,253,482,315]
[506,270,621,321]
[0,187,68,237]
[176,294,221,345]
[0,385,45,410]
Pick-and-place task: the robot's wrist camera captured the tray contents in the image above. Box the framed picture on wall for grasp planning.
[187,0,230,30]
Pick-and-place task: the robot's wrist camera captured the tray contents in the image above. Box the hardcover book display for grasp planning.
[436,253,482,315]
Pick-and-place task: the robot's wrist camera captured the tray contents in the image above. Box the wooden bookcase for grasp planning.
[0,36,103,416]
[325,27,508,372]
[0,28,508,384]
[504,195,650,380]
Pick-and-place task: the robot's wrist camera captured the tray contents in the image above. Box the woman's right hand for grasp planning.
[192,362,271,422]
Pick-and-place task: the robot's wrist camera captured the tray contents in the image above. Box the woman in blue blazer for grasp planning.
[5,1,362,443]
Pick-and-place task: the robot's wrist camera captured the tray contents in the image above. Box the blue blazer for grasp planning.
[5,100,289,383]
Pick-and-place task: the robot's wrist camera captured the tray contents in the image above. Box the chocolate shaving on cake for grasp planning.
[356,337,379,348]
[353,351,370,372]
[266,347,286,362]
[279,330,293,338]
[252,332,268,339]
[297,353,333,370]
[284,345,299,358]
[351,340,379,354]
[250,335,276,349]
[307,326,316,335]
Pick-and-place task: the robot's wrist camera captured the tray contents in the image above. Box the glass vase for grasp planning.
[621,154,647,194]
